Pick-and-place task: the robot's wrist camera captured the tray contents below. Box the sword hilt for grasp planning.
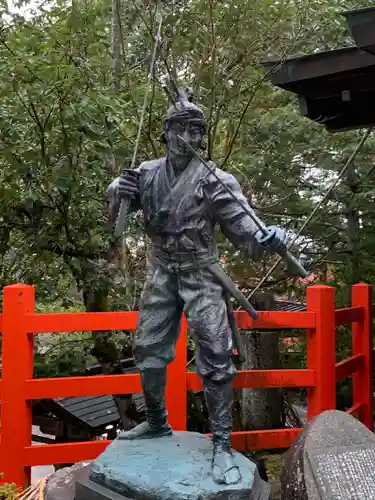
[282,250,309,278]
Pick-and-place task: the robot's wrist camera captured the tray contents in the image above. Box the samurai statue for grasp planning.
[107,88,289,485]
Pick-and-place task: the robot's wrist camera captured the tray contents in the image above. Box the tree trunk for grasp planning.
[111,0,122,92]
[110,0,133,295]
[345,160,361,286]
[241,293,283,430]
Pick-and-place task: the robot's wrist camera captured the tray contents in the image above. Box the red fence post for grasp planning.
[0,284,35,488]
[166,315,188,430]
[306,285,336,420]
[351,283,373,429]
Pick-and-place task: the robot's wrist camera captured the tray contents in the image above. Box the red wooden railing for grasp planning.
[0,283,372,488]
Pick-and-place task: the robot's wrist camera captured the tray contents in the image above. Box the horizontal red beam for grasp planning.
[236,311,315,329]
[231,428,301,451]
[335,306,363,326]
[24,440,111,466]
[187,369,316,391]
[0,302,369,334]
[24,428,301,466]
[25,373,141,400]
[24,310,315,335]
[335,354,363,382]
[5,367,317,400]
[26,312,138,333]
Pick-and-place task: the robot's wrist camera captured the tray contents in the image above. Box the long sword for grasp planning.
[114,14,163,238]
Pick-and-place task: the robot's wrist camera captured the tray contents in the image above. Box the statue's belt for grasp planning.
[151,234,258,320]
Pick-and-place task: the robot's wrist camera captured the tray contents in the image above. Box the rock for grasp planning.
[281,409,375,499]
[44,461,92,500]
[76,431,270,500]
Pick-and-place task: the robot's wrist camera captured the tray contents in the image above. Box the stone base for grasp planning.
[75,431,271,500]
[75,478,271,500]
[76,478,133,500]
[76,478,271,500]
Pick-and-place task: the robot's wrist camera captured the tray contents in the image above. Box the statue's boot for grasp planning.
[118,367,172,440]
[204,379,241,485]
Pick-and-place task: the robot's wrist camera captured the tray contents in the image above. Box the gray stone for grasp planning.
[84,431,270,500]
[281,409,375,499]
[44,461,92,500]
[76,478,133,500]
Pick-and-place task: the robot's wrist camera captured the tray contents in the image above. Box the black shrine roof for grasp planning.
[343,7,375,55]
[39,359,145,433]
[47,395,121,430]
[276,300,305,312]
[261,7,375,132]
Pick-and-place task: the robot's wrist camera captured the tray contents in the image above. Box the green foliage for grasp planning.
[32,302,132,378]
[34,331,95,377]
[0,481,20,500]
[0,1,131,305]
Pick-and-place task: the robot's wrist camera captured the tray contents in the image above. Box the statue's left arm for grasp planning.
[207,169,284,261]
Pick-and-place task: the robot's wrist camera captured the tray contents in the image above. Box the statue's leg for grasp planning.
[181,268,240,485]
[204,378,240,485]
[118,261,183,440]
[118,367,173,440]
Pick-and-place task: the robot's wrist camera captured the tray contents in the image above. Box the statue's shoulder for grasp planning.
[107,158,163,197]
[203,162,239,189]
[138,158,164,194]
[138,157,164,175]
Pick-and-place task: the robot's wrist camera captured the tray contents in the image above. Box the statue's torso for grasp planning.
[138,156,218,266]
[107,155,261,268]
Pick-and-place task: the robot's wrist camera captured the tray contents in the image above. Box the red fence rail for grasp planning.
[0,283,372,488]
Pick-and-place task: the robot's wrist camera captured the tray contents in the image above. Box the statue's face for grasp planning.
[165,119,204,157]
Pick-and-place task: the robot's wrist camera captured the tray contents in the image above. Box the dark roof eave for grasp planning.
[343,7,375,55]
[260,46,375,90]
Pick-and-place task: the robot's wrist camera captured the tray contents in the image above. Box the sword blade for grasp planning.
[207,263,258,320]
[225,293,245,363]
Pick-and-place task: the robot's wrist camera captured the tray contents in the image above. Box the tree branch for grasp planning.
[207,0,217,160]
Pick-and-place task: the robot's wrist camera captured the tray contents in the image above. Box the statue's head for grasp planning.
[162,87,206,157]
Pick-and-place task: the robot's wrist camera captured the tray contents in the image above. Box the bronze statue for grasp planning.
[108,88,290,485]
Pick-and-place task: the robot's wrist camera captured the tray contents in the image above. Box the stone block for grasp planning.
[281,409,375,499]
[44,461,92,500]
